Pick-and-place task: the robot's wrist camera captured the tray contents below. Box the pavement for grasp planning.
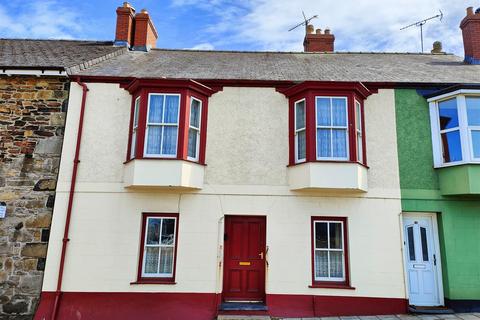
[277,313,480,320]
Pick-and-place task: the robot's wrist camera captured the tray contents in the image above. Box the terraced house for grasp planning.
[0,40,124,319]
[7,3,476,320]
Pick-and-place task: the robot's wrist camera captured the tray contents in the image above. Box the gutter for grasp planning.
[50,80,89,320]
[0,68,67,77]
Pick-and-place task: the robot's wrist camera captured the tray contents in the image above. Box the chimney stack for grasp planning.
[114,3,158,51]
[304,24,335,52]
[133,9,158,51]
[114,2,136,47]
[460,6,480,64]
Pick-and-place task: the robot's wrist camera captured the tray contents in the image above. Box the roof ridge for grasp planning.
[149,47,454,56]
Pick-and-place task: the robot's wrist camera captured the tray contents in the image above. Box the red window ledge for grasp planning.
[130,280,177,285]
[309,283,356,290]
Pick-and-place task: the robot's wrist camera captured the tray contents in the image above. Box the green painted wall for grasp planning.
[395,89,480,301]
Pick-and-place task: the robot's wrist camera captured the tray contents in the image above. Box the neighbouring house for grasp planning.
[31,3,480,320]
[0,39,125,319]
[395,7,480,312]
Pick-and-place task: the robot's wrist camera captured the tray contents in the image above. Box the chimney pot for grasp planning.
[315,28,322,34]
[467,7,474,15]
[324,28,331,35]
[141,8,148,14]
[306,24,315,34]
[431,41,443,54]
[123,2,131,8]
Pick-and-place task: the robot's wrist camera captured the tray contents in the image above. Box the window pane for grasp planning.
[146,126,162,154]
[441,130,462,163]
[164,95,179,124]
[190,99,201,128]
[332,129,347,158]
[295,101,306,130]
[332,98,347,126]
[329,251,344,278]
[420,227,429,262]
[144,247,159,274]
[297,130,306,160]
[161,126,178,155]
[329,223,343,249]
[472,130,480,158]
[148,95,164,123]
[146,218,161,245]
[188,128,198,159]
[130,131,136,159]
[315,222,328,248]
[315,251,328,278]
[316,98,331,126]
[355,102,362,131]
[317,129,331,158]
[357,134,363,163]
[466,97,480,126]
[407,226,415,261]
[161,219,175,245]
[438,98,459,130]
[159,247,174,274]
[134,99,140,127]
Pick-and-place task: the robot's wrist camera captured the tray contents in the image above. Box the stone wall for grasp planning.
[0,76,69,319]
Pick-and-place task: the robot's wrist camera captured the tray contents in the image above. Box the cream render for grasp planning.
[42,84,406,299]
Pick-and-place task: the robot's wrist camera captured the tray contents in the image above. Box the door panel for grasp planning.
[403,215,441,306]
[223,216,266,302]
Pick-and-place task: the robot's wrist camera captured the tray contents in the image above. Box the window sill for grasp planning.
[288,160,369,170]
[130,280,177,285]
[309,283,355,290]
[124,157,206,166]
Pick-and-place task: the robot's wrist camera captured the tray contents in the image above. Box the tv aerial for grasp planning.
[400,10,443,53]
[288,11,318,32]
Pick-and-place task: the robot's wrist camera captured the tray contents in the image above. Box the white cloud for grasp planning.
[0,1,83,39]
[172,0,478,56]
[190,42,215,50]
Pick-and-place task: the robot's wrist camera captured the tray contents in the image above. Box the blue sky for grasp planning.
[0,0,477,56]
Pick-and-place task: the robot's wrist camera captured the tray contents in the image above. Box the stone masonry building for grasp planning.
[0,39,124,319]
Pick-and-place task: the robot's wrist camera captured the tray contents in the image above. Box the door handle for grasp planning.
[433,254,437,266]
[259,252,264,260]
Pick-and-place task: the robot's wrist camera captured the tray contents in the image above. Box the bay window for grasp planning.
[428,90,480,167]
[125,79,215,165]
[280,81,371,166]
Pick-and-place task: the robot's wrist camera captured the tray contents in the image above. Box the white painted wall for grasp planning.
[43,84,405,299]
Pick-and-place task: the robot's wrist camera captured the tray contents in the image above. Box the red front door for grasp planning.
[223,215,266,302]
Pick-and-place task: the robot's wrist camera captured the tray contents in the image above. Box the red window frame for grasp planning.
[125,79,216,165]
[278,81,371,166]
[133,212,180,284]
[310,216,353,289]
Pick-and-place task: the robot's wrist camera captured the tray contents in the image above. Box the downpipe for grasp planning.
[50,80,89,320]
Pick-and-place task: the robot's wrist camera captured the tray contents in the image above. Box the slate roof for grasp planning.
[75,48,480,84]
[0,39,125,70]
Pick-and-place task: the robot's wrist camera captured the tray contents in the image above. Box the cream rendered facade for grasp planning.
[38,83,407,318]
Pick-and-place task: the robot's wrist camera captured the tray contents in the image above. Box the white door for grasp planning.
[403,214,443,306]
